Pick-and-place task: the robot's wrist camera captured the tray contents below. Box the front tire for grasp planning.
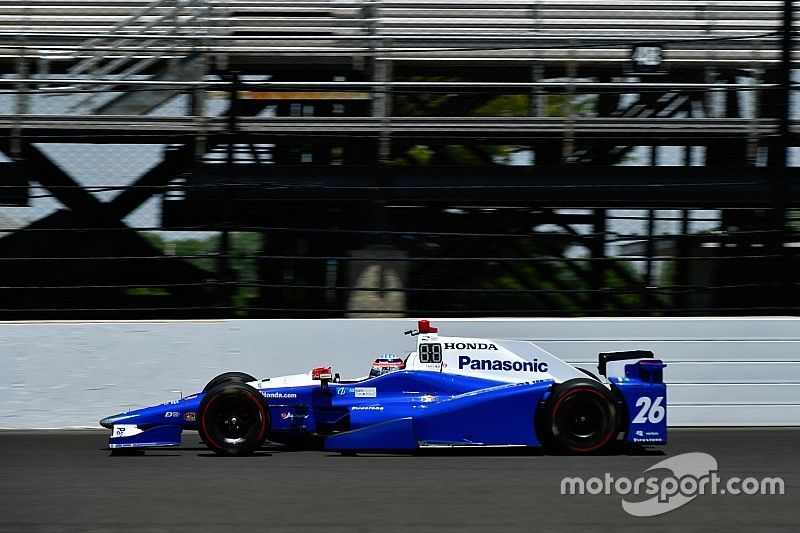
[202,372,257,392]
[540,378,618,454]
[198,382,270,456]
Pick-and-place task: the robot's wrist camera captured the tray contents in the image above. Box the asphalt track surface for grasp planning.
[0,429,797,532]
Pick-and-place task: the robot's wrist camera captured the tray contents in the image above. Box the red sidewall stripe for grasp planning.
[199,393,224,453]
[247,392,269,443]
[551,387,615,454]
[200,391,269,453]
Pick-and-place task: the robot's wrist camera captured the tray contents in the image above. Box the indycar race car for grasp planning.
[100,320,667,455]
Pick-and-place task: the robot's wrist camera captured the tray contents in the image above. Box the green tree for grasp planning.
[137,231,263,315]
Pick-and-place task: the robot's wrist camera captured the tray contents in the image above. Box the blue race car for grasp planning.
[100,320,667,455]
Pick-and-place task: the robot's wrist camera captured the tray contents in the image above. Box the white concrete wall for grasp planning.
[0,318,798,428]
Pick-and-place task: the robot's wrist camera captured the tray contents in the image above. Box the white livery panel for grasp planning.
[407,334,586,383]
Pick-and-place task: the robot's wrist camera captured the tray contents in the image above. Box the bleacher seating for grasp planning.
[0,0,794,65]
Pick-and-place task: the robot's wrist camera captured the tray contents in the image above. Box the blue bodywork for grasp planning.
[102,363,667,451]
[611,359,668,444]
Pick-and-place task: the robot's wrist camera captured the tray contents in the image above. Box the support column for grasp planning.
[772,0,794,310]
[372,51,393,165]
[589,209,607,311]
[11,51,30,158]
[561,44,577,162]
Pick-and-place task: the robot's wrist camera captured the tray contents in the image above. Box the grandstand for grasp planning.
[0,1,796,318]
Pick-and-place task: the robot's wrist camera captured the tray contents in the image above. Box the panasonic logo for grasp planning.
[443,342,498,351]
[458,356,549,373]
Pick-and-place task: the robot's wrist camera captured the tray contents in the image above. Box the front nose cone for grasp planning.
[99,416,115,429]
[99,414,129,429]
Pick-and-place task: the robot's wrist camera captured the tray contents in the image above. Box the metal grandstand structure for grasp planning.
[0,0,797,318]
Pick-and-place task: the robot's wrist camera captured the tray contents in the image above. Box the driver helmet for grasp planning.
[369,353,405,378]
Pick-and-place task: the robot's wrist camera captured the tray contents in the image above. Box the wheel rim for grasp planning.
[552,388,614,452]
[205,393,263,446]
[557,394,606,439]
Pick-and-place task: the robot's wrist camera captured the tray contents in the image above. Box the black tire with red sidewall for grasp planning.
[540,378,619,455]
[198,382,270,456]
[202,372,257,392]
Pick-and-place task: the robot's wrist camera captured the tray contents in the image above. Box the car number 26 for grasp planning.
[632,396,666,424]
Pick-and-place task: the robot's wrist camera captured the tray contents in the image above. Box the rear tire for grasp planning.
[198,382,270,456]
[577,367,602,382]
[202,372,257,392]
[540,378,618,454]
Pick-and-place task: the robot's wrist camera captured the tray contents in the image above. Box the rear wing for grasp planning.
[598,350,654,377]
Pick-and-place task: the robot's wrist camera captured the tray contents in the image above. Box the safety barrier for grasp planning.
[0,317,797,428]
